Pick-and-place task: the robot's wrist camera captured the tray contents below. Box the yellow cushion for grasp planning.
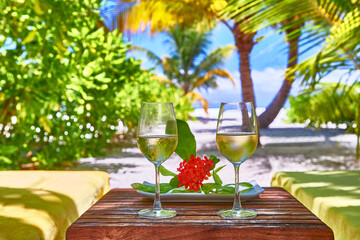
[0,171,109,240]
[271,171,360,240]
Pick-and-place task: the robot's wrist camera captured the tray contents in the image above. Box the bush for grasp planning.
[287,82,360,160]
[0,0,193,169]
[287,83,359,128]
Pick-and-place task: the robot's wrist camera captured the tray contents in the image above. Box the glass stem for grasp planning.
[232,164,243,211]
[153,164,162,211]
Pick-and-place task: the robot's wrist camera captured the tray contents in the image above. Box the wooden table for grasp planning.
[66,188,334,239]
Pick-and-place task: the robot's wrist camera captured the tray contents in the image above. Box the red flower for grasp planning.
[177,155,214,192]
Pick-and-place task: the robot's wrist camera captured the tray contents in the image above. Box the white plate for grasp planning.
[137,180,264,202]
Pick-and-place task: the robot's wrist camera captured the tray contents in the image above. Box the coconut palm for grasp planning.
[101,0,300,128]
[131,25,236,112]
[223,0,360,127]
[225,0,360,83]
[224,0,360,157]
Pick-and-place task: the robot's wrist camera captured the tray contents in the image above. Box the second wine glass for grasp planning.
[137,102,178,218]
[216,102,258,219]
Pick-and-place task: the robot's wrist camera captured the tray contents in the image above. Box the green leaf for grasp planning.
[201,183,220,194]
[209,155,220,170]
[0,156,12,164]
[212,171,222,185]
[214,165,226,174]
[82,61,96,77]
[22,30,36,44]
[218,185,235,194]
[131,183,173,194]
[34,0,45,15]
[159,165,176,177]
[0,145,19,155]
[175,119,196,160]
[211,166,225,186]
[239,182,254,189]
[220,183,254,194]
[169,176,180,188]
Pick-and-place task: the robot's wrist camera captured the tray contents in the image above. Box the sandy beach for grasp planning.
[72,108,359,189]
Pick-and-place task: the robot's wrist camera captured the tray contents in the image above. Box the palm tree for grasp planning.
[226,0,360,84]
[101,0,300,127]
[131,25,236,112]
[225,0,360,157]
[224,0,360,125]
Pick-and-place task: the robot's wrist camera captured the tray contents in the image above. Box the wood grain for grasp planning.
[66,187,334,240]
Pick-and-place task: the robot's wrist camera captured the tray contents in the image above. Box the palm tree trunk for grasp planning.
[232,23,256,105]
[258,28,300,128]
[232,23,261,144]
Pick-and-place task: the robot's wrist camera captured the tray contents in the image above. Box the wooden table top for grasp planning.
[66,187,334,240]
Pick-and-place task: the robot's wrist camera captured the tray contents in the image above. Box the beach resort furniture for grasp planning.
[272,170,360,240]
[66,188,333,239]
[0,171,109,240]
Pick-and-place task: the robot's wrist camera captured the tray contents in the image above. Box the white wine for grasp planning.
[216,133,258,164]
[137,135,178,164]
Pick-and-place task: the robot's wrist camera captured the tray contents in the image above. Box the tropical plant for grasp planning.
[0,0,192,169]
[225,0,360,85]
[287,83,360,161]
[225,0,360,157]
[103,0,300,127]
[131,25,235,112]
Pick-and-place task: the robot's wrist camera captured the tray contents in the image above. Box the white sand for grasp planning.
[73,108,359,189]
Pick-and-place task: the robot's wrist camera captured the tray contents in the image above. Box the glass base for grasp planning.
[138,208,177,219]
[218,208,257,219]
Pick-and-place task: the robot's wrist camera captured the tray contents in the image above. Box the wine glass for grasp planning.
[137,102,178,218]
[216,102,258,219]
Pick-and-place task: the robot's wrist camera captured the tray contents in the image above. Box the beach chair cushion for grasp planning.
[271,170,360,240]
[0,171,109,240]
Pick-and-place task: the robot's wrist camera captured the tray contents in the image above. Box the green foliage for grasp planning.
[131,179,254,194]
[131,182,174,194]
[0,0,192,169]
[224,0,360,85]
[174,119,196,160]
[212,165,226,185]
[159,25,235,93]
[287,82,360,160]
[159,165,177,176]
[287,83,359,128]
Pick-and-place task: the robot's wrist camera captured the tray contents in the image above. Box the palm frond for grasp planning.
[222,0,357,55]
[165,26,211,74]
[193,69,235,90]
[224,0,355,32]
[223,0,360,85]
[288,7,360,84]
[195,44,236,76]
[150,74,175,86]
[111,0,224,34]
[185,91,209,113]
[100,0,136,31]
